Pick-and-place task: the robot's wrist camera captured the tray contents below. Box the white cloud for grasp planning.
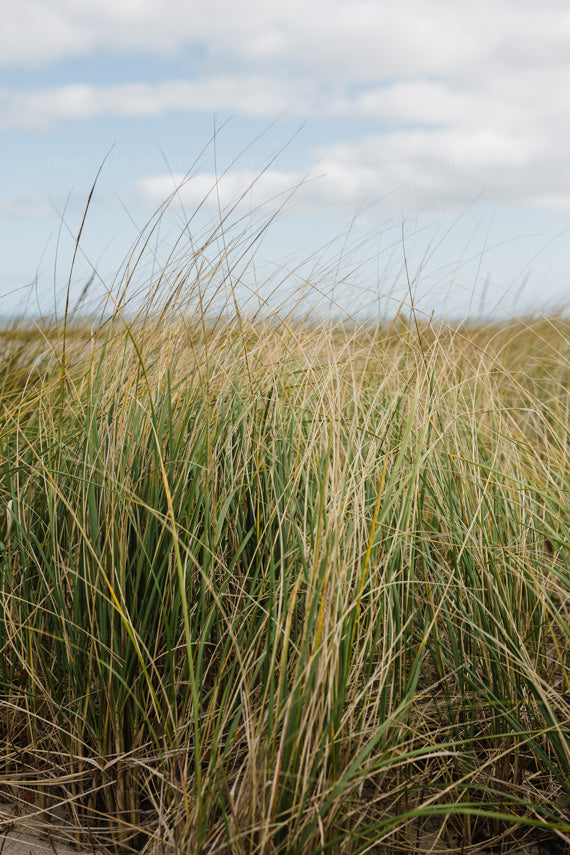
[312,129,570,212]
[129,115,570,219]
[2,0,567,81]
[4,0,570,216]
[130,169,309,214]
[0,77,313,129]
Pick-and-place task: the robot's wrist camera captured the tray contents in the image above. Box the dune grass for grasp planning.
[1,195,570,854]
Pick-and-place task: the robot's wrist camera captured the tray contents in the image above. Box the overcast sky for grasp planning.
[3,0,570,320]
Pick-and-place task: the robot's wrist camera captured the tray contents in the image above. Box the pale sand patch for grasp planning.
[0,800,552,854]
[0,802,101,855]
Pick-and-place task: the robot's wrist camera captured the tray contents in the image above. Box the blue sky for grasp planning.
[3,0,570,321]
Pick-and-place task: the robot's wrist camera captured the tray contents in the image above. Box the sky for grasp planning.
[3,0,570,322]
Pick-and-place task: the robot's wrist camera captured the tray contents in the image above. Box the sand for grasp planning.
[0,802,101,855]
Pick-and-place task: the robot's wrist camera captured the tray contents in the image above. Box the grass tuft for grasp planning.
[1,184,570,854]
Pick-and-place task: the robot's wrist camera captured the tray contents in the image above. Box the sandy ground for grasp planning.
[0,799,560,854]
[0,801,101,855]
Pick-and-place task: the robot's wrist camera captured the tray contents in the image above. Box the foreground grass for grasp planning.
[1,298,570,852]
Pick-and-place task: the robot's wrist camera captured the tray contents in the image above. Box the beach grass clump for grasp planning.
[0,201,569,854]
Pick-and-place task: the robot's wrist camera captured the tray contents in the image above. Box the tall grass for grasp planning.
[1,191,569,853]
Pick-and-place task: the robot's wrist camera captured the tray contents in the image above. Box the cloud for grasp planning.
[0,0,475,72]
[4,0,570,216]
[0,77,313,129]
[129,117,570,218]
[3,0,568,80]
[129,169,309,214]
[313,126,570,212]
